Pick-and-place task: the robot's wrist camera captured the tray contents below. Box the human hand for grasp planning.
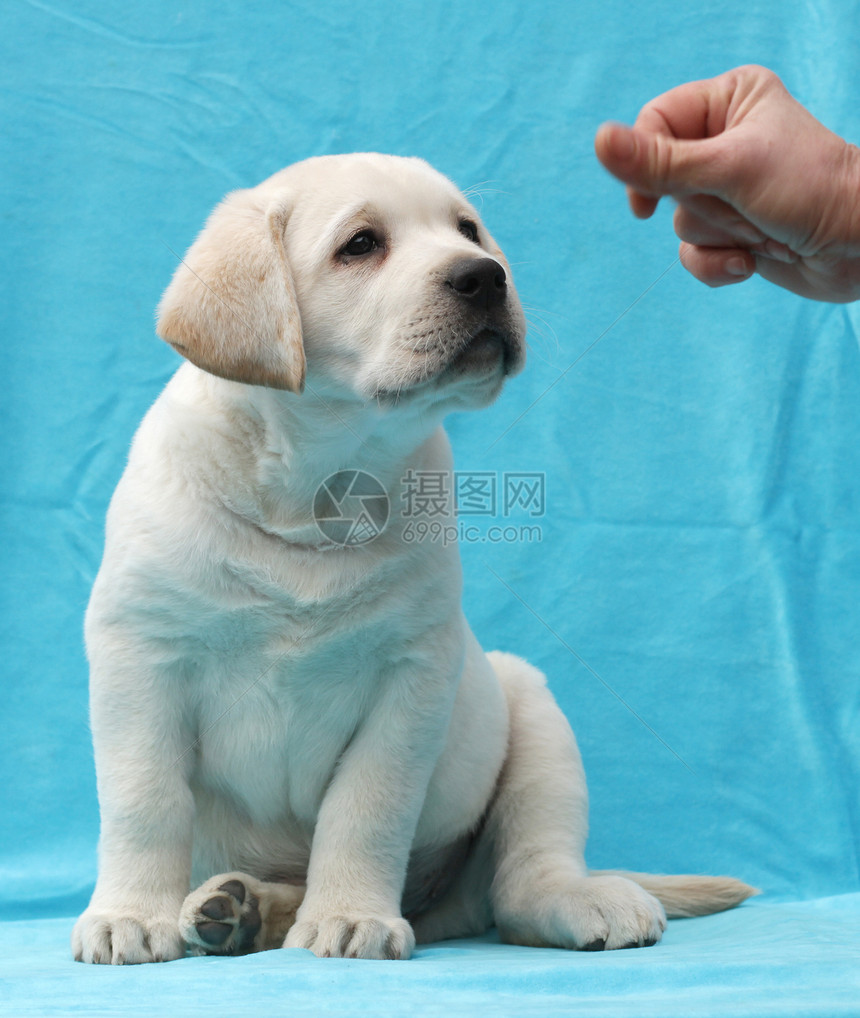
[594,65,860,302]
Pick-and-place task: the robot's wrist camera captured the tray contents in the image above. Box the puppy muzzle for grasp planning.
[443,256,525,378]
[449,328,520,377]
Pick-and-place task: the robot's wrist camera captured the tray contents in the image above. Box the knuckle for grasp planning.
[647,133,676,190]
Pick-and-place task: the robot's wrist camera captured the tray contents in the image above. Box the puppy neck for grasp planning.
[170,364,452,543]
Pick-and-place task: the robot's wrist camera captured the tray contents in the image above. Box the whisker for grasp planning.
[522,309,562,361]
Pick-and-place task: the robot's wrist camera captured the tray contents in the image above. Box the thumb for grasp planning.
[595,122,726,213]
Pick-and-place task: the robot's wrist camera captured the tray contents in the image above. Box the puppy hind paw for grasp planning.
[180,876,262,956]
[496,874,667,952]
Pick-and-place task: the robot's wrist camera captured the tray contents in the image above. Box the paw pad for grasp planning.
[188,880,262,955]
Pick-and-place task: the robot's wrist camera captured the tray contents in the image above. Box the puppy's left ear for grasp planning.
[157,189,306,392]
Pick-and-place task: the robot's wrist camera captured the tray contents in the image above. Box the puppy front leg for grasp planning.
[285,668,455,961]
[72,648,195,965]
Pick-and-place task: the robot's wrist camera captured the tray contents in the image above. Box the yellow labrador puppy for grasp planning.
[72,154,755,964]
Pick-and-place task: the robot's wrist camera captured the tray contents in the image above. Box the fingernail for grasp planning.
[762,239,798,264]
[726,257,752,277]
[610,126,636,161]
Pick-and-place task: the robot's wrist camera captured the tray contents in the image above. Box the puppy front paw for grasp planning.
[72,909,185,965]
[284,914,415,959]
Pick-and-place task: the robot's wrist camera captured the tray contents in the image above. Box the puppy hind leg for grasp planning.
[179,872,305,956]
[408,835,495,945]
[485,652,666,951]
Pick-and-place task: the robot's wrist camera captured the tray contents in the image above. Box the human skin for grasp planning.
[594,65,860,303]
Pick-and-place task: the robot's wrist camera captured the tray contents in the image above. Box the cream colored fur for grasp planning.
[72,154,756,965]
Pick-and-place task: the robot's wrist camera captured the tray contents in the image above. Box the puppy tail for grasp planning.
[590,870,760,918]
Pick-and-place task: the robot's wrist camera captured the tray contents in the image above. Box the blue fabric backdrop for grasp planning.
[2,1,859,1014]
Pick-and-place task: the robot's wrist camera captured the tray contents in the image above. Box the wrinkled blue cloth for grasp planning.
[2,1,859,1015]
[2,900,860,1017]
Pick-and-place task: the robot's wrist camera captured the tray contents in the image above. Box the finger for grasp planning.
[681,245,852,302]
[595,122,731,202]
[673,199,767,249]
[633,72,738,141]
[751,257,848,302]
[678,242,755,287]
[633,66,782,142]
[674,206,738,248]
[595,71,738,201]
[748,238,800,264]
[595,121,638,176]
[595,124,662,218]
[627,186,659,220]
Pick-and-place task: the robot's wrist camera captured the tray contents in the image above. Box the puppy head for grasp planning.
[157,154,526,410]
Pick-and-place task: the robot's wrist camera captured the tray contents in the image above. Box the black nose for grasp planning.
[447,257,507,311]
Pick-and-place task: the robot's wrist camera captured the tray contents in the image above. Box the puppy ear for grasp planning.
[157,189,306,392]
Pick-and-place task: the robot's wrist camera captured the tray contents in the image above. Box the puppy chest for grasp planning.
[191,660,369,827]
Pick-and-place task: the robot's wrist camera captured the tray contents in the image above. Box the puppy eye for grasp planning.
[342,230,380,257]
[458,219,480,244]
